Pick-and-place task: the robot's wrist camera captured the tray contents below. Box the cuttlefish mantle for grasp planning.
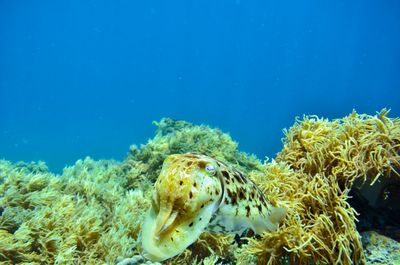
[141,153,286,262]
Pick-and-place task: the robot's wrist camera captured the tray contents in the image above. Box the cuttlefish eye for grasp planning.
[205,164,216,173]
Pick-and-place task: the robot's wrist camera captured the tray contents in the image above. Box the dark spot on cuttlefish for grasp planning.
[141,153,286,262]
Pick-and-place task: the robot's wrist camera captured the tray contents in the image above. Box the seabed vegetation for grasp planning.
[0,110,399,264]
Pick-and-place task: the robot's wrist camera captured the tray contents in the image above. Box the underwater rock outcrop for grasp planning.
[361,231,400,264]
[0,110,399,264]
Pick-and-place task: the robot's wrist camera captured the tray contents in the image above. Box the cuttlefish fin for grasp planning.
[261,206,286,232]
[270,206,286,224]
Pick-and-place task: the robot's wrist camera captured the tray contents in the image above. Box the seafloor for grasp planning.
[0,110,399,265]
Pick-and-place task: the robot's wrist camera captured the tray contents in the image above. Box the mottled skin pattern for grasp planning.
[207,156,280,234]
[141,153,285,262]
[151,153,222,241]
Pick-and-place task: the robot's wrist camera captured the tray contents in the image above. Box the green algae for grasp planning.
[0,111,399,264]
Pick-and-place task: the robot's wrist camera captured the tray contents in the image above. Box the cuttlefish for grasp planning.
[141,153,286,261]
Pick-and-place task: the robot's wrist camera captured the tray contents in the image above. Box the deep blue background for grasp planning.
[1,0,399,173]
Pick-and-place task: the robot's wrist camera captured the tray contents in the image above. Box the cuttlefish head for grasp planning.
[141,153,223,261]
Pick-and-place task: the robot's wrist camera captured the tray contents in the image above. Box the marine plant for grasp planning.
[277,109,400,186]
[0,159,148,264]
[235,109,400,264]
[0,110,399,264]
[119,118,262,190]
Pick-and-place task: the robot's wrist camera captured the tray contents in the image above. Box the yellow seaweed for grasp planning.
[0,110,399,264]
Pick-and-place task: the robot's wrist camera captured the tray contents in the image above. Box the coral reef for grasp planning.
[235,110,399,265]
[277,109,400,186]
[0,158,148,264]
[361,231,400,265]
[0,110,399,264]
[237,161,363,264]
[119,118,262,190]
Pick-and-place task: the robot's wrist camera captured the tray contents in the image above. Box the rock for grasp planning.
[116,255,162,265]
[361,231,400,265]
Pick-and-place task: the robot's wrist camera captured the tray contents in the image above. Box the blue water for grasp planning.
[1,0,399,173]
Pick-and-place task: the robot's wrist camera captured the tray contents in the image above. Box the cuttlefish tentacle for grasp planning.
[141,153,286,262]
